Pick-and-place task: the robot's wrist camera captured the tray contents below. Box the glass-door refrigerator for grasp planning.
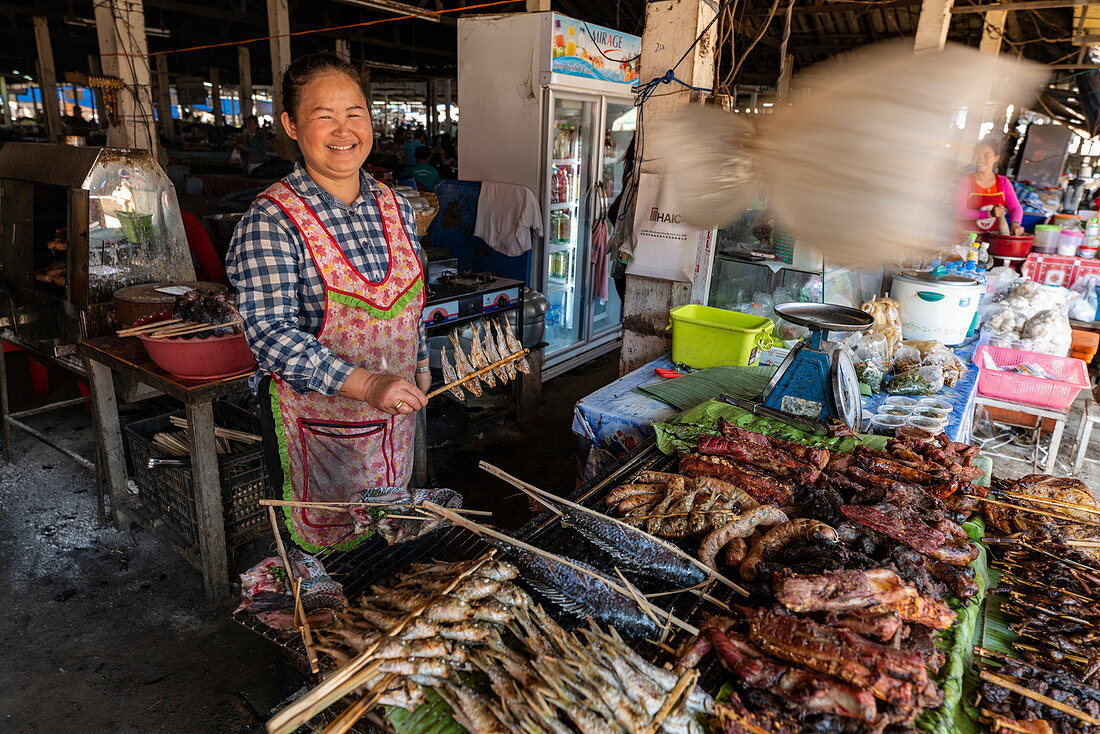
[458,12,640,379]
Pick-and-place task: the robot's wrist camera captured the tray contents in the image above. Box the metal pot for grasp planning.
[509,289,549,348]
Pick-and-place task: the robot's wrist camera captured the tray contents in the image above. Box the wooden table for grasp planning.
[80,335,251,600]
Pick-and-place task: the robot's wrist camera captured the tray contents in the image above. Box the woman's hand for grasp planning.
[340,369,426,415]
[1011,223,1025,236]
[991,205,1007,218]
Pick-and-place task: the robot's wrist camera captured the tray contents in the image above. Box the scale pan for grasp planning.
[773,302,874,332]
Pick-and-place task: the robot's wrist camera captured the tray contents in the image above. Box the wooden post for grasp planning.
[238,46,254,121]
[443,78,453,133]
[267,0,295,158]
[335,38,351,63]
[94,0,159,156]
[525,0,550,10]
[209,67,224,127]
[88,54,109,128]
[914,0,955,53]
[155,54,177,143]
[33,17,63,142]
[0,75,8,127]
[186,401,230,599]
[620,0,718,375]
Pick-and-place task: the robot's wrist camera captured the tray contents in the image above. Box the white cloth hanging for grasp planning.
[474,181,543,257]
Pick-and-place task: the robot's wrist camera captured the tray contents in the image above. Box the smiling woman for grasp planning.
[226,51,431,552]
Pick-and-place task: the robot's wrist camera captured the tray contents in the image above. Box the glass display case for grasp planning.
[708,207,882,344]
[0,143,195,355]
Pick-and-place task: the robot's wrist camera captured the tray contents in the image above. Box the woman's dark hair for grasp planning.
[282,51,370,119]
[975,136,1002,156]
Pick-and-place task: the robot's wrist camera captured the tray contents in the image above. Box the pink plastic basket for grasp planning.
[973,344,1091,411]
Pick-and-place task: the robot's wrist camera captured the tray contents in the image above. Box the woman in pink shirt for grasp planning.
[955,139,1024,235]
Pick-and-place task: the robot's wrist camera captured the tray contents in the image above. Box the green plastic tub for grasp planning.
[668,304,775,368]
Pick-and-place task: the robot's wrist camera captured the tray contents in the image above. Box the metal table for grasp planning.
[971,393,1068,475]
[81,335,251,600]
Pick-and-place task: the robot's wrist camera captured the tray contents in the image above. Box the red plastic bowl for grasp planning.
[984,233,1035,258]
[137,332,256,380]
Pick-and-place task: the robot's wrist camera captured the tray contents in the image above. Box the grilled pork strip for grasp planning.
[718,421,832,469]
[696,435,822,485]
[704,624,877,722]
[839,503,977,566]
[831,611,903,642]
[746,607,932,709]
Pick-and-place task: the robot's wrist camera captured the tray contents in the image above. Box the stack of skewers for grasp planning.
[151,416,261,457]
[978,473,1100,733]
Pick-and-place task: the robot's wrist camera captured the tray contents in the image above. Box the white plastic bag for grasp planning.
[1069,274,1100,322]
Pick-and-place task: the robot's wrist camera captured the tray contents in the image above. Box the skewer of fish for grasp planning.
[116,318,184,337]
[150,319,243,339]
[267,506,319,674]
[266,553,500,734]
[479,461,748,596]
[421,500,699,638]
[435,319,530,401]
[429,347,530,400]
[991,489,1100,518]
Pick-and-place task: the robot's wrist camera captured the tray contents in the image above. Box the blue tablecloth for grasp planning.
[573,347,982,470]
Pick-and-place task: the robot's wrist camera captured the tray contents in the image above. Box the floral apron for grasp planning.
[260,181,424,552]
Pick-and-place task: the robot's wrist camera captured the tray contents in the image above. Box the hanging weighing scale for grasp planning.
[755,302,874,429]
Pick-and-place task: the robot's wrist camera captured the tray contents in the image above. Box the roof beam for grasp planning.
[950,0,1095,13]
[742,0,922,17]
[326,0,456,26]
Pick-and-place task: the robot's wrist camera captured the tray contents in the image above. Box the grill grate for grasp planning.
[233,440,737,689]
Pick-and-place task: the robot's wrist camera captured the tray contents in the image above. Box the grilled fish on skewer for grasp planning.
[479,321,512,382]
[485,320,515,380]
[447,332,483,397]
[497,318,530,374]
[439,349,465,401]
[467,324,497,387]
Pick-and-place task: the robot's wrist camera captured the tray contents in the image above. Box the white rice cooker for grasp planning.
[891,270,983,346]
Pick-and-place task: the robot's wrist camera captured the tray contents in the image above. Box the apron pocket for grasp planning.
[298,418,391,528]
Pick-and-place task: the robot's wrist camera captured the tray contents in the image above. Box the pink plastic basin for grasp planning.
[137,332,256,380]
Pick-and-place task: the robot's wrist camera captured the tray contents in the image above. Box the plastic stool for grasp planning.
[2,342,49,397]
[1073,398,1100,475]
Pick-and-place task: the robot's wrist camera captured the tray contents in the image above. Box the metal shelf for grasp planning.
[552,157,581,166]
[714,251,822,276]
[549,201,578,211]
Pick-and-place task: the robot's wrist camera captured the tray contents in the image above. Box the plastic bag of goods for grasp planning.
[854,347,888,393]
[886,364,945,396]
[998,280,1069,319]
[892,344,923,374]
[236,550,347,630]
[981,303,1028,338]
[1020,309,1072,357]
[1069,273,1100,322]
[922,347,965,387]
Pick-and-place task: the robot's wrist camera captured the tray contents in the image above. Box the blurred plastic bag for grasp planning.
[1020,309,1071,356]
[893,344,922,373]
[981,303,1028,337]
[1069,273,1100,322]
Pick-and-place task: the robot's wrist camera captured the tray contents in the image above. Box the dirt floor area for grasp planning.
[0,348,619,733]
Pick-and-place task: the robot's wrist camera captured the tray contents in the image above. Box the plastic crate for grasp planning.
[124,401,269,547]
[974,345,1091,411]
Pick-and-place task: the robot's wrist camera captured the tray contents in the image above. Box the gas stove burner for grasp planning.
[437,271,495,287]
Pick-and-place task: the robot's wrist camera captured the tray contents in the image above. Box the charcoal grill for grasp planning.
[233,441,732,690]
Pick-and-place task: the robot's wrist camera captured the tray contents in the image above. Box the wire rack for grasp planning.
[232,440,740,716]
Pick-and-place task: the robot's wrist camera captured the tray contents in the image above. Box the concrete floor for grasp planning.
[0,349,619,733]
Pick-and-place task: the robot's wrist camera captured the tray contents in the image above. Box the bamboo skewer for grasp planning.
[266,553,498,734]
[988,536,1100,550]
[150,319,242,339]
[320,675,396,734]
[168,415,262,444]
[994,490,1100,517]
[646,669,698,734]
[267,506,319,675]
[258,498,491,517]
[116,318,183,337]
[480,460,749,597]
[979,670,1100,726]
[977,496,1100,529]
[421,500,699,637]
[426,348,529,399]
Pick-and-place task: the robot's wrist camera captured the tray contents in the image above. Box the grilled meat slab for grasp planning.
[680,453,795,507]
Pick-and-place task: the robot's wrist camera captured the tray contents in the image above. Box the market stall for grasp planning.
[230,383,1100,734]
